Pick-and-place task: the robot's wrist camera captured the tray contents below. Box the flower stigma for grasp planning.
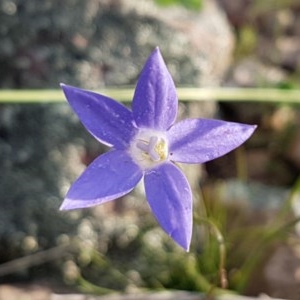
[129,129,169,170]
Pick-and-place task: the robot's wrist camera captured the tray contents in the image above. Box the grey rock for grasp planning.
[0,0,234,89]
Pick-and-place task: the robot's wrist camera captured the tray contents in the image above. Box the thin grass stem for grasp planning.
[0,87,300,103]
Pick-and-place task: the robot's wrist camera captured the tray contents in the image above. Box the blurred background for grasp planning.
[1,0,300,299]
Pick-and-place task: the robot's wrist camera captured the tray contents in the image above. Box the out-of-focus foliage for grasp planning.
[235,26,258,58]
[66,177,300,297]
[154,0,202,10]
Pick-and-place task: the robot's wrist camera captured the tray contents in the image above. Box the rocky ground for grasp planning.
[1,0,300,299]
[0,284,288,300]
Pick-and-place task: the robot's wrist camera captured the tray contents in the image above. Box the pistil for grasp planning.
[129,130,169,169]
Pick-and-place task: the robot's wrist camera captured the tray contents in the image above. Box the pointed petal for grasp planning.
[61,84,137,149]
[144,162,192,251]
[168,118,257,163]
[132,47,178,131]
[60,150,143,210]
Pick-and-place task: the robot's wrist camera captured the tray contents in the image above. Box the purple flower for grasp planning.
[60,47,256,251]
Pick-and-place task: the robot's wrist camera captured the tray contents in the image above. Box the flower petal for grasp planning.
[61,84,137,149]
[168,118,257,163]
[132,47,178,131]
[60,150,143,210]
[144,162,192,251]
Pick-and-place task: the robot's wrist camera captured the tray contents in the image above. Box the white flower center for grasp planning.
[129,129,169,170]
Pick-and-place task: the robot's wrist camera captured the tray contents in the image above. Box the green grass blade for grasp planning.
[0,87,300,103]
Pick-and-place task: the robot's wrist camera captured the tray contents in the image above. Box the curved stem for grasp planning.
[194,216,228,289]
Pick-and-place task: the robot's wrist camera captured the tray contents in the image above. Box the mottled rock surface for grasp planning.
[0,0,234,89]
